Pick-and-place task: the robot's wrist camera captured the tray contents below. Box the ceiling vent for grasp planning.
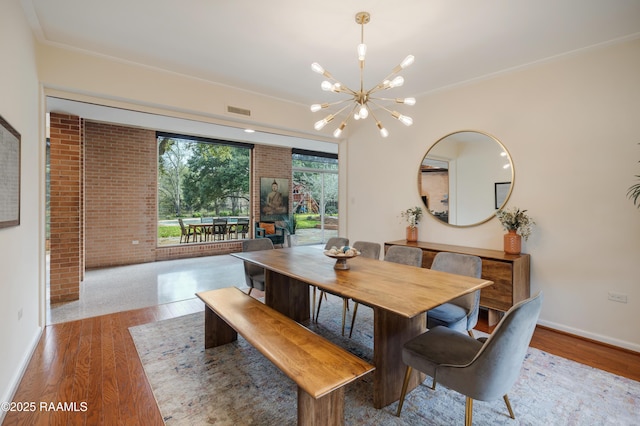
[227,105,251,116]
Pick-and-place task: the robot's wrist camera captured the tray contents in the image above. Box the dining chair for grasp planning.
[213,218,228,241]
[348,245,422,338]
[396,292,543,425]
[241,238,274,296]
[324,237,349,250]
[178,218,199,243]
[314,237,350,327]
[352,240,381,260]
[255,221,286,247]
[427,252,483,337]
[235,218,250,239]
[200,217,213,241]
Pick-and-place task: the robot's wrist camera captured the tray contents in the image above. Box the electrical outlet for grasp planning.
[132,240,139,245]
[608,292,628,303]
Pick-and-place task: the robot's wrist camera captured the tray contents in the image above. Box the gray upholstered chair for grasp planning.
[427,252,483,337]
[314,237,350,330]
[241,238,274,296]
[396,292,543,425]
[352,240,381,260]
[384,245,423,266]
[348,245,423,338]
[324,237,349,250]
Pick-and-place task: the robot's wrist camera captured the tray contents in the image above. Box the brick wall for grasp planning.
[49,113,82,303]
[84,122,157,268]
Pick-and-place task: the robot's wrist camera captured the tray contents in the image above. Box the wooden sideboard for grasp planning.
[384,240,530,325]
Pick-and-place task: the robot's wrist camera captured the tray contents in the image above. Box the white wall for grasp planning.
[346,38,640,351]
[0,0,44,413]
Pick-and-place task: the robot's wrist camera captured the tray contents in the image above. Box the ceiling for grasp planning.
[22,0,640,143]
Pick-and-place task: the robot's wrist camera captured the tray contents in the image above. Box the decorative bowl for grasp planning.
[323,247,360,270]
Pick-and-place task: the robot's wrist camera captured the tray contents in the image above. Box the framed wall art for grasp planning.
[0,115,21,229]
[260,177,289,221]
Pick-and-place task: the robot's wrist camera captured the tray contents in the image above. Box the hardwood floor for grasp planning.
[4,300,639,425]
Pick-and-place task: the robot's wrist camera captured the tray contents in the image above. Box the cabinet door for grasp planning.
[479,259,514,311]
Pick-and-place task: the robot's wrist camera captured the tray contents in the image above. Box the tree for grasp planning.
[182,143,250,215]
[158,137,191,217]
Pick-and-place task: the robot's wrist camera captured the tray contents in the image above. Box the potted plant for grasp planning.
[496,207,535,254]
[282,215,297,247]
[401,206,423,242]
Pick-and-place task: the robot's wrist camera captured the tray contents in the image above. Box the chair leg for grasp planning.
[395,366,413,417]
[465,397,473,426]
[247,287,253,297]
[348,302,359,338]
[468,329,474,338]
[503,394,515,419]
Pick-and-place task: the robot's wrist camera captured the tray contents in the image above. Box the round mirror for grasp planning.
[418,130,514,227]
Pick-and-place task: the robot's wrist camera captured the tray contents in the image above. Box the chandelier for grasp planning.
[311,11,415,138]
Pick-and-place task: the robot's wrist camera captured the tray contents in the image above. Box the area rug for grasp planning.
[129,293,639,425]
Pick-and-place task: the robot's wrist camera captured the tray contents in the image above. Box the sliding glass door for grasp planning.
[292,151,338,245]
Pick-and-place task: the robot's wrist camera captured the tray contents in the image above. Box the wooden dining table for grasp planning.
[231,246,493,408]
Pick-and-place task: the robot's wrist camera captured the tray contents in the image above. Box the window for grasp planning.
[292,150,339,245]
[157,133,251,245]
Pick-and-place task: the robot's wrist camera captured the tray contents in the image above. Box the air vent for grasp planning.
[227,105,251,116]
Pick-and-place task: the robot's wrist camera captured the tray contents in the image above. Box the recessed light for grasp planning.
[244,128,255,133]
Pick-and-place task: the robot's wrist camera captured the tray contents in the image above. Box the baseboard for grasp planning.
[537,319,640,353]
[0,326,43,423]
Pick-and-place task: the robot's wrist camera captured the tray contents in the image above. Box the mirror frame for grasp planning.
[418,130,514,228]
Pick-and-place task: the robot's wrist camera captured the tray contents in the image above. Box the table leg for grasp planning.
[265,270,311,324]
[372,308,426,408]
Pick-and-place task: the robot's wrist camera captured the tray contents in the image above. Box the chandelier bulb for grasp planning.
[358,105,369,119]
[389,76,404,88]
[391,111,413,126]
[314,114,335,131]
[321,81,333,91]
[396,97,416,106]
[400,55,415,69]
[357,43,367,61]
[310,104,322,112]
[333,122,347,138]
[376,121,389,138]
[399,115,413,126]
[311,62,324,74]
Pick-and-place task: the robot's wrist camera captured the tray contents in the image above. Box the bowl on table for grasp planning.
[323,246,360,270]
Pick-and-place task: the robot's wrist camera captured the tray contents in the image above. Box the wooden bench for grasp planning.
[196,287,375,426]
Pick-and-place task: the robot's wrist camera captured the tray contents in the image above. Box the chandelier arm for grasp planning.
[313,98,357,109]
[369,96,415,105]
[368,100,413,126]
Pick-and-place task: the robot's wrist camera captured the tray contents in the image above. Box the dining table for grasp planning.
[231,246,493,409]
[189,223,212,242]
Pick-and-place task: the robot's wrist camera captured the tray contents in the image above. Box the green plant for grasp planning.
[401,206,423,228]
[282,215,297,234]
[496,207,535,241]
